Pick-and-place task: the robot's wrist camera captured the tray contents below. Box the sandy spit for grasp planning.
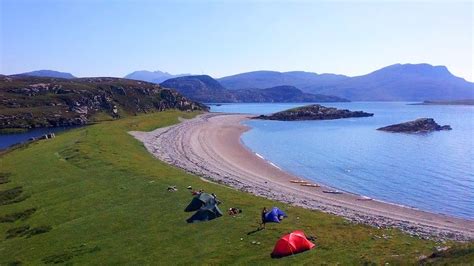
[130,113,474,241]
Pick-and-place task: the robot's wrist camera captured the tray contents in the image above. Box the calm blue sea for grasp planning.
[211,102,474,220]
[0,126,77,149]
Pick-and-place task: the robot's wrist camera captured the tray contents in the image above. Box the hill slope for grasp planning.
[124,70,190,83]
[0,76,207,129]
[15,70,76,79]
[1,110,472,264]
[307,64,474,101]
[234,86,348,102]
[161,75,348,103]
[161,75,237,102]
[218,70,348,90]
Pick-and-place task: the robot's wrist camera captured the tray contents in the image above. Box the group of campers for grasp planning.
[180,186,316,258]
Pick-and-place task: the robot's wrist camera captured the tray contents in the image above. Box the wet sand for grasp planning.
[130,113,474,241]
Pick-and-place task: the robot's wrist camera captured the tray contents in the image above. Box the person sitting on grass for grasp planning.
[260,207,268,229]
[211,193,221,204]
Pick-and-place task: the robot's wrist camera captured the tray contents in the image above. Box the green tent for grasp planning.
[186,203,223,223]
[184,193,216,212]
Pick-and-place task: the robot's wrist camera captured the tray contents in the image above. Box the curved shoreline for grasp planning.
[244,146,420,212]
[130,113,474,241]
[239,139,462,217]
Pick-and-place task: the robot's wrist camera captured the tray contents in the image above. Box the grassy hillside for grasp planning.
[0,110,472,264]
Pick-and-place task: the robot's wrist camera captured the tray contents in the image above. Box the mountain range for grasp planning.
[305,64,474,101]
[218,64,473,101]
[160,75,347,103]
[7,63,473,101]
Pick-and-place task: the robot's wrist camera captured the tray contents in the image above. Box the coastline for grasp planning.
[130,113,474,241]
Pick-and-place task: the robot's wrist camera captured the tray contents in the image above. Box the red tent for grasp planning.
[271,230,315,258]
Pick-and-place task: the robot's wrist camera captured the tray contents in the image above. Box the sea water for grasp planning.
[211,102,474,219]
[0,126,77,149]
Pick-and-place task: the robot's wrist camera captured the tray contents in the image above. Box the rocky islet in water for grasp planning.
[253,104,374,121]
[377,118,452,133]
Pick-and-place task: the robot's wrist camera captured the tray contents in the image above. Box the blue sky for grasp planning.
[1,0,472,81]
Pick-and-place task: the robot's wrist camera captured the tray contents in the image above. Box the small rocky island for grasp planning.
[412,99,474,106]
[254,104,374,121]
[377,118,452,133]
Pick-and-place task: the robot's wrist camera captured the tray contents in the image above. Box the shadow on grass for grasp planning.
[6,225,52,239]
[0,172,11,184]
[0,208,36,223]
[247,227,264,235]
[42,244,101,264]
[0,187,30,206]
[5,260,22,266]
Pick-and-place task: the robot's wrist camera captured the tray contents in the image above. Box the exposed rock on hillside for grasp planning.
[0,76,208,129]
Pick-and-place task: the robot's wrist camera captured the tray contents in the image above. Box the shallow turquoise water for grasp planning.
[211,102,474,219]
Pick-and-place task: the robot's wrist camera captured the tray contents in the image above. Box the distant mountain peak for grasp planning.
[309,63,473,101]
[129,70,172,75]
[373,63,454,79]
[124,70,190,83]
[17,70,76,79]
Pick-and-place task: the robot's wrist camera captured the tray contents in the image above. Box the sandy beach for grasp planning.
[130,113,474,241]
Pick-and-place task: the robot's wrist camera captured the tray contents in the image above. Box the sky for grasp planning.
[0,0,473,81]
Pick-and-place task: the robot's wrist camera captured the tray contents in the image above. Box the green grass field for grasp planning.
[1,110,472,264]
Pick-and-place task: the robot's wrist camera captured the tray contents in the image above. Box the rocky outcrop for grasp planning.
[0,76,208,129]
[377,118,452,133]
[254,104,373,121]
